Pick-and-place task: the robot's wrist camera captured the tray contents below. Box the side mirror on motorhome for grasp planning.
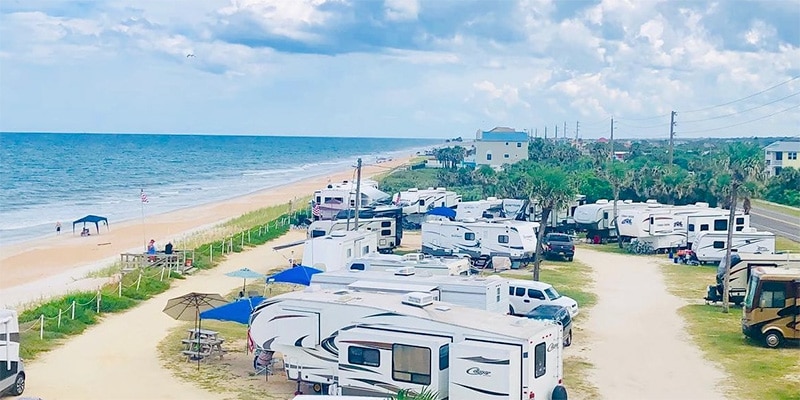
[759,298,767,309]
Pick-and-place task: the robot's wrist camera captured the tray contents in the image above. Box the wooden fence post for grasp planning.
[71,301,76,320]
[118,280,122,297]
[96,291,101,314]
[136,272,142,291]
[57,308,62,328]
[39,315,44,339]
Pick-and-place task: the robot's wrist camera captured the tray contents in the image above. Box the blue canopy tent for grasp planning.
[266,265,323,286]
[427,206,456,219]
[72,215,109,234]
[200,296,265,325]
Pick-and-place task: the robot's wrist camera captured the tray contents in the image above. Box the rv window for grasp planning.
[381,221,392,228]
[528,289,546,300]
[486,153,493,161]
[498,235,509,244]
[700,224,709,231]
[517,142,522,148]
[534,342,546,378]
[509,286,515,295]
[381,229,392,236]
[688,224,695,232]
[392,344,431,385]
[419,200,426,206]
[714,220,728,231]
[350,200,356,207]
[348,346,380,367]
[497,287,501,302]
[362,246,370,255]
[713,241,725,249]
[465,232,475,241]
[316,196,321,204]
[760,281,787,308]
[603,212,609,219]
[350,263,366,271]
[515,287,525,297]
[439,344,449,370]
[736,226,744,231]
[504,153,510,159]
[347,249,352,258]
[311,230,326,238]
[736,217,745,225]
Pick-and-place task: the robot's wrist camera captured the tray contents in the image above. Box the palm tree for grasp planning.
[472,165,499,197]
[525,165,576,280]
[604,161,631,247]
[717,142,765,313]
[389,387,440,400]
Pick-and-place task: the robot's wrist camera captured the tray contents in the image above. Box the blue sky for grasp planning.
[1,0,798,139]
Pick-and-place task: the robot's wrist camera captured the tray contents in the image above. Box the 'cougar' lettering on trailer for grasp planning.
[466,367,491,376]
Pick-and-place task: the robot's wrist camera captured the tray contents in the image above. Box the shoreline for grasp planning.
[0,155,416,309]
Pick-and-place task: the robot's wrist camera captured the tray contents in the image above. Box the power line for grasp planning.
[678,103,800,134]
[678,74,800,114]
[614,112,671,121]
[680,91,800,123]
[615,120,669,130]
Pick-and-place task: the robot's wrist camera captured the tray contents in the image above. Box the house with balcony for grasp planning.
[764,140,800,177]
[471,127,529,169]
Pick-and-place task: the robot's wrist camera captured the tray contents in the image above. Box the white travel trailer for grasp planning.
[309,217,399,254]
[310,269,508,313]
[686,212,750,248]
[704,253,800,305]
[301,230,379,272]
[530,195,588,233]
[346,253,471,276]
[421,219,539,263]
[393,187,461,228]
[617,203,725,250]
[691,229,776,263]
[313,180,390,220]
[454,197,504,220]
[573,199,657,242]
[249,290,567,399]
[0,309,25,397]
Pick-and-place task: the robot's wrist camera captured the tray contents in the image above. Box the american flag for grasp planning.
[312,202,322,217]
[141,189,149,203]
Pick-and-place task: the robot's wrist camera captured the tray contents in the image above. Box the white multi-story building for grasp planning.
[472,127,529,168]
[764,140,800,177]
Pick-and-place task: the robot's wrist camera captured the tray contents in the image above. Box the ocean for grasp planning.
[0,133,440,245]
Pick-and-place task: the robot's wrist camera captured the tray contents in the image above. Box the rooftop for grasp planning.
[478,131,529,142]
[764,141,800,152]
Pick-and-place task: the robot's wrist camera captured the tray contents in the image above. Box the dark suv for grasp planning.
[542,233,575,261]
[526,304,573,347]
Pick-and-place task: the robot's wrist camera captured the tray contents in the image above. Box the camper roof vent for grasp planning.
[646,199,658,204]
[408,188,419,192]
[695,202,709,208]
[434,305,451,311]
[395,266,416,276]
[329,231,347,238]
[427,187,435,190]
[403,253,425,262]
[436,187,446,191]
[462,218,477,223]
[623,199,633,204]
[487,197,498,201]
[402,292,434,307]
[596,199,609,204]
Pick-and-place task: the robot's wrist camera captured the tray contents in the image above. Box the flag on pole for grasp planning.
[312,202,322,217]
[141,189,149,203]
[393,192,401,205]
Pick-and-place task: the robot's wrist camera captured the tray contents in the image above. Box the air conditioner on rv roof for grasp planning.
[394,266,416,276]
[402,292,435,307]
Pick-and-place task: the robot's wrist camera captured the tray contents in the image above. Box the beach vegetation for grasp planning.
[660,261,800,399]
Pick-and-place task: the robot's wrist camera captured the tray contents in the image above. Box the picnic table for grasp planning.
[182,329,226,361]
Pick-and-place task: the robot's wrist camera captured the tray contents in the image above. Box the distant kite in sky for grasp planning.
[186,53,195,58]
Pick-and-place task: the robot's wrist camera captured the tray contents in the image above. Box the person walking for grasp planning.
[55,221,61,235]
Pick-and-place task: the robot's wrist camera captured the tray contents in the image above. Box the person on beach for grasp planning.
[164,241,173,255]
[55,221,61,235]
[147,239,157,262]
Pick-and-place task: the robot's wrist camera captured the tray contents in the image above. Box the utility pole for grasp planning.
[353,158,362,230]
[555,125,558,140]
[575,121,579,140]
[544,126,547,140]
[609,117,615,162]
[669,110,677,167]
[563,121,567,140]
[534,128,538,138]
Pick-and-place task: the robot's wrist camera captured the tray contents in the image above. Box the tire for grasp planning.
[564,330,572,347]
[764,331,783,348]
[10,372,25,396]
[509,306,516,315]
[567,256,573,262]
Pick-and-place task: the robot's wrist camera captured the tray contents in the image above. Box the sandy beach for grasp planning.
[0,156,414,308]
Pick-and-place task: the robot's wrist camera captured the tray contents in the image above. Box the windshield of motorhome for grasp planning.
[545,287,561,300]
[744,276,759,309]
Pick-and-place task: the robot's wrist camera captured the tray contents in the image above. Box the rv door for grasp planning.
[450,341,521,400]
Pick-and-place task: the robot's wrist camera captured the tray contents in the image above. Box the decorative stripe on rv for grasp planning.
[451,382,509,396]
[459,355,510,365]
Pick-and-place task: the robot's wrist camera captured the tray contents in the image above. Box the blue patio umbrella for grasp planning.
[200,296,265,325]
[427,206,456,219]
[225,268,265,292]
[266,265,323,286]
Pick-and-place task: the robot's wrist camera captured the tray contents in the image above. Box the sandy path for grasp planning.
[24,230,307,400]
[576,248,727,399]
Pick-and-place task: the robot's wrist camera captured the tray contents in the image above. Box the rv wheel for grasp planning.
[564,331,572,347]
[10,372,24,396]
[551,384,568,400]
[764,331,783,348]
[509,306,516,315]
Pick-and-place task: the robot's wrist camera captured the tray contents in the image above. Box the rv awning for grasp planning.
[347,280,439,294]
[266,265,323,286]
[427,206,456,219]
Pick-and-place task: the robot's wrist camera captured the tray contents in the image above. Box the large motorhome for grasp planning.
[691,229,775,263]
[249,290,567,399]
[308,217,399,254]
[421,219,539,264]
[742,267,800,348]
[301,230,379,272]
[573,199,656,242]
[310,269,508,313]
[0,309,25,397]
[393,187,461,228]
[346,253,471,276]
[705,253,800,305]
[313,180,390,220]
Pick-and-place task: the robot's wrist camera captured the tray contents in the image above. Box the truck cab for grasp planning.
[742,267,800,348]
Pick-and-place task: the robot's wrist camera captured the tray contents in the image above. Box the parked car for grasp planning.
[507,279,579,317]
[526,304,573,347]
[542,233,575,261]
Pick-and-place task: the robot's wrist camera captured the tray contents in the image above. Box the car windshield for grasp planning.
[527,306,561,320]
[548,234,571,242]
[544,287,562,300]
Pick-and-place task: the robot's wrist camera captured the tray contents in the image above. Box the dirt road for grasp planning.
[575,248,728,399]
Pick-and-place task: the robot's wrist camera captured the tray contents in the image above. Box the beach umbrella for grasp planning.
[266,265,323,286]
[163,292,227,369]
[225,268,265,292]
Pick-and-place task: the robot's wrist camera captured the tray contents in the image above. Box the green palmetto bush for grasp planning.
[389,387,440,400]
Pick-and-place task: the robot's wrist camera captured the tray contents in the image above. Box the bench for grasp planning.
[182,350,211,361]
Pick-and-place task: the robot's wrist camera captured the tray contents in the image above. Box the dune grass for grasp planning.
[660,261,800,400]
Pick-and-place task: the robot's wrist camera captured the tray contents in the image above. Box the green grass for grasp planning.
[661,261,800,400]
[753,199,800,219]
[776,237,800,252]
[576,242,629,255]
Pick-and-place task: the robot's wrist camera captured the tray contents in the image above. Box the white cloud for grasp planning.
[743,19,777,47]
[217,0,344,42]
[384,0,420,22]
